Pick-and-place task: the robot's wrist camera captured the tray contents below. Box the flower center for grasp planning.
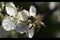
[10,14,21,24]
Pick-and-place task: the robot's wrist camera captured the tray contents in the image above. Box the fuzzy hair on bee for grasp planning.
[33,15,42,32]
[28,14,45,32]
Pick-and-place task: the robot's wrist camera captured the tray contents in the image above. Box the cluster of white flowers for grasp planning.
[2,2,45,38]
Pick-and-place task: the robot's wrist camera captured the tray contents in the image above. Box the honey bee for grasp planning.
[16,6,45,32]
[28,14,45,32]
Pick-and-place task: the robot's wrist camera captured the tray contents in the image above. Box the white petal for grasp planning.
[15,22,29,34]
[49,2,57,10]
[26,26,34,38]
[29,23,33,28]
[21,9,29,21]
[6,2,17,16]
[29,5,36,17]
[2,16,16,31]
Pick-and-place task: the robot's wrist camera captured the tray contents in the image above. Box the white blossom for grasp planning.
[2,2,41,38]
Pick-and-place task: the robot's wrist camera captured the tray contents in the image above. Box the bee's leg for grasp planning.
[36,26,40,32]
[29,25,33,29]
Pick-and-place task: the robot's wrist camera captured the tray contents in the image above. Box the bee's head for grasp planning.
[28,16,36,23]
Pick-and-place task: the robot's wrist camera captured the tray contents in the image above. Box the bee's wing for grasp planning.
[6,2,17,16]
[36,22,46,32]
[40,22,46,27]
